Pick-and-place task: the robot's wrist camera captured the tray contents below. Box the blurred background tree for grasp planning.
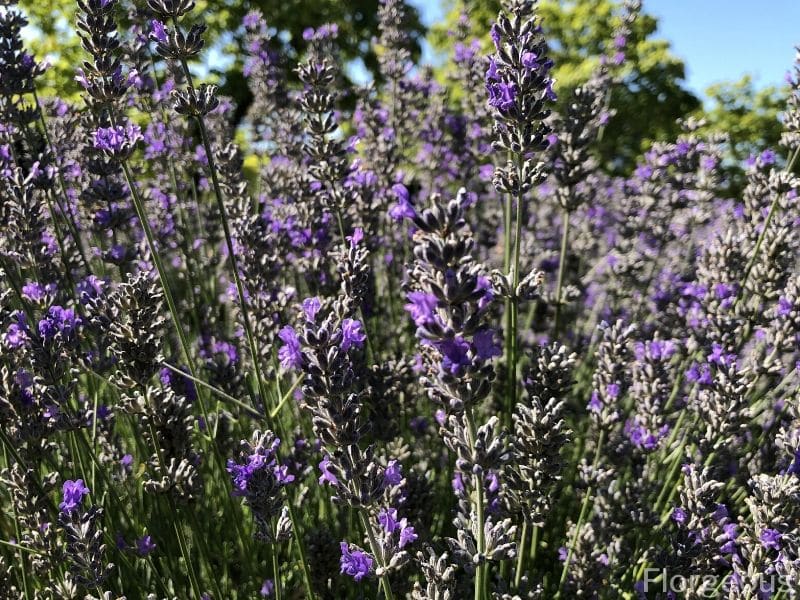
[21,0,786,174]
[696,75,785,163]
[20,0,425,117]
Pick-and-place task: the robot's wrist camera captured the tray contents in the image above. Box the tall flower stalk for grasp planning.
[485,0,554,425]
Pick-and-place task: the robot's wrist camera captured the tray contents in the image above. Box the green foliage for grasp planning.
[697,75,785,163]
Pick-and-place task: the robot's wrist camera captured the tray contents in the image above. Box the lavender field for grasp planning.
[1,0,799,597]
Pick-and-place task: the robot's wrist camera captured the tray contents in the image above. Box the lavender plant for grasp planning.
[1,0,799,598]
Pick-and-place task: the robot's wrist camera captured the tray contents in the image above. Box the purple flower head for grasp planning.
[777,296,793,317]
[277,326,302,370]
[671,507,687,525]
[383,460,402,487]
[521,51,539,70]
[260,579,274,597]
[405,291,438,328]
[473,329,501,362]
[6,312,29,349]
[340,319,366,352]
[486,80,517,113]
[59,479,90,514]
[243,11,262,30]
[378,507,399,533]
[93,122,142,156]
[489,24,502,50]
[318,455,339,486]
[77,275,106,302]
[398,523,418,548]
[587,391,602,413]
[339,542,373,581]
[346,227,364,248]
[760,528,782,550]
[136,535,156,556]
[150,19,167,43]
[389,183,415,220]
[438,337,471,374]
[302,297,321,322]
[227,436,290,495]
[21,282,56,303]
[760,149,776,165]
[38,305,79,341]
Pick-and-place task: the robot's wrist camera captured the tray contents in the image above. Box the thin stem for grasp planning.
[194,114,270,415]
[465,407,487,600]
[147,420,203,599]
[553,208,571,337]
[360,513,395,600]
[120,161,213,433]
[272,544,283,600]
[556,429,604,598]
[514,520,528,589]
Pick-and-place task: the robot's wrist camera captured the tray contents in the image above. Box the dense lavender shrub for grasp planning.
[0,0,799,598]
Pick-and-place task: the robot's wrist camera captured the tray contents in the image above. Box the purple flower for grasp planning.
[339,542,373,581]
[346,227,364,247]
[389,183,415,220]
[489,24,502,50]
[38,306,79,341]
[473,329,501,361]
[521,51,539,69]
[671,507,687,525]
[340,319,366,352]
[93,122,142,155]
[438,337,471,374]
[243,11,262,30]
[302,297,321,322]
[277,326,303,370]
[136,535,156,556]
[59,479,90,514]
[227,437,290,495]
[777,296,793,317]
[21,282,55,302]
[150,19,167,43]
[760,528,782,550]
[5,312,29,348]
[486,80,517,113]
[405,292,438,328]
[398,523,418,548]
[378,507,399,533]
[260,579,274,597]
[318,455,339,486]
[383,460,402,487]
[587,391,602,413]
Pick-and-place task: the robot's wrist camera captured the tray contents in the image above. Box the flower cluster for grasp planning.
[1,0,800,598]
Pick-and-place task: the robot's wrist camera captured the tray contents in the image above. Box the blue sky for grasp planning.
[409,0,800,98]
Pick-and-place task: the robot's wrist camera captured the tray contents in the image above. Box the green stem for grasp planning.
[120,161,213,434]
[514,520,528,589]
[360,513,395,600]
[272,544,283,600]
[466,407,487,600]
[556,430,604,598]
[554,208,571,338]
